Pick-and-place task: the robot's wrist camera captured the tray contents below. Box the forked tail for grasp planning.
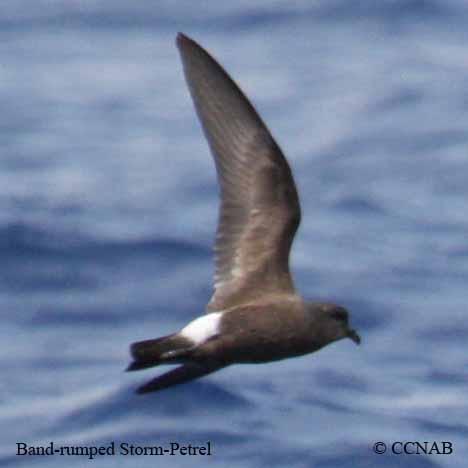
[126,334,195,371]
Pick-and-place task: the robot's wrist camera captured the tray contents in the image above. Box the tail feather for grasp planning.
[126,358,159,372]
[126,334,194,372]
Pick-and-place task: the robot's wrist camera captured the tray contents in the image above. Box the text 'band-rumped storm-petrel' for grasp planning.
[127,33,361,394]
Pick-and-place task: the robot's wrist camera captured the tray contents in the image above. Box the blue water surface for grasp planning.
[1,1,467,467]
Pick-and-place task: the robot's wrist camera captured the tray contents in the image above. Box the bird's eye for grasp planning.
[331,309,347,322]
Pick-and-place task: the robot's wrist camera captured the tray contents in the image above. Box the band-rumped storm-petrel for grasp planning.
[127,33,361,394]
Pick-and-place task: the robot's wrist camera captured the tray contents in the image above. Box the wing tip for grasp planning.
[135,382,156,395]
[176,32,195,50]
[133,364,222,395]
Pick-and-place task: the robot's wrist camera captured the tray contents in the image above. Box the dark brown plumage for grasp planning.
[127,33,360,394]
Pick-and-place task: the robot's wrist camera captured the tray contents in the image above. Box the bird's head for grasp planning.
[308,303,361,346]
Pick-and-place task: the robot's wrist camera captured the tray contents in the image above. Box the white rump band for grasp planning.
[180,312,223,345]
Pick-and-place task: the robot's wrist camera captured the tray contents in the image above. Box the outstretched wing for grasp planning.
[177,33,301,312]
[135,363,222,394]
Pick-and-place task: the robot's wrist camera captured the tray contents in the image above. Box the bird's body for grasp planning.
[127,33,360,394]
[194,300,344,364]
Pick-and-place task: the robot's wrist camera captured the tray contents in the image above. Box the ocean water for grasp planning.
[1,1,467,467]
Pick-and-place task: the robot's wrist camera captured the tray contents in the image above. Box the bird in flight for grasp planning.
[127,33,360,394]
